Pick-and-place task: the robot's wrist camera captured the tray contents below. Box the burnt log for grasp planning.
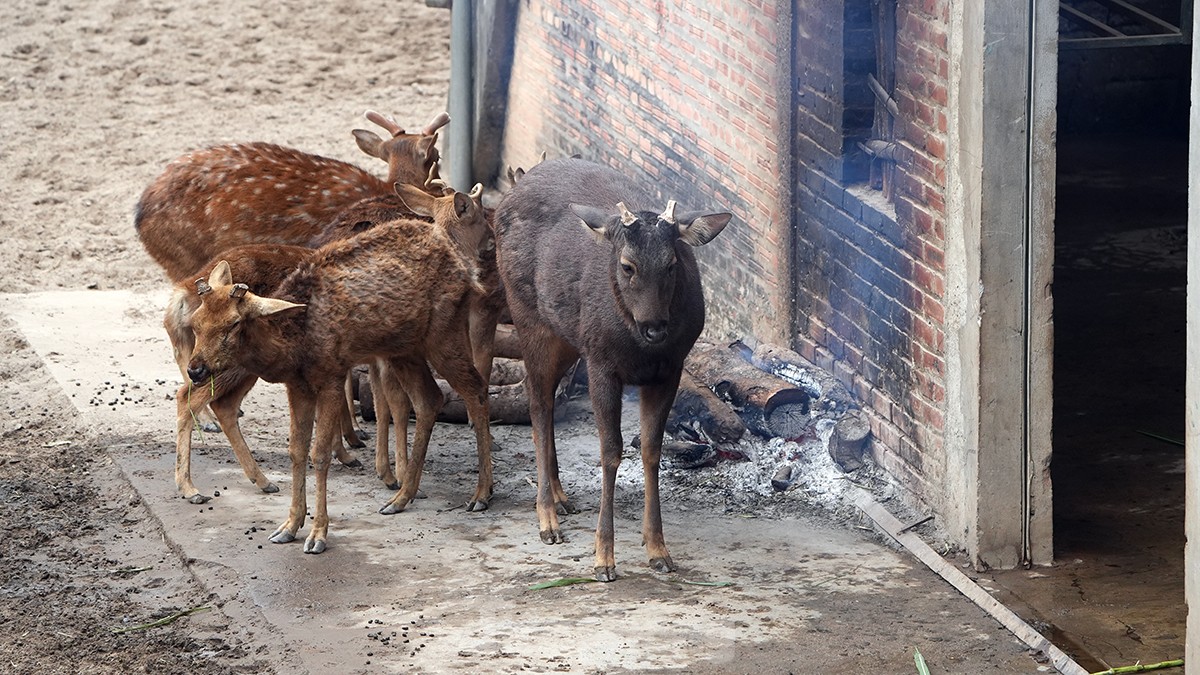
[631,434,717,469]
[830,410,871,472]
[667,370,746,445]
[488,357,526,386]
[729,338,855,418]
[436,380,529,424]
[493,323,523,360]
[684,340,813,440]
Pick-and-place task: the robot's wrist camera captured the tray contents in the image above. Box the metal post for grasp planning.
[449,0,475,190]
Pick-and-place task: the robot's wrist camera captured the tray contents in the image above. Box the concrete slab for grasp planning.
[0,290,1047,673]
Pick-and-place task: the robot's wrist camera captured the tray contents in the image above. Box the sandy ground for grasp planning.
[0,1,1053,673]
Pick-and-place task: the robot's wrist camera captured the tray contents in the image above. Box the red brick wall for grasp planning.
[499,0,793,343]
[499,0,954,507]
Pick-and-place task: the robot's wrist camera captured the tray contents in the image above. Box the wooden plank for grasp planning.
[851,490,1090,675]
[1060,33,1187,49]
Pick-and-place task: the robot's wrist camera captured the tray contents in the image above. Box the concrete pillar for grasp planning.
[944,0,1054,569]
[1185,2,1199,664]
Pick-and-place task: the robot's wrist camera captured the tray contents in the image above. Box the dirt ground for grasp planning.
[0,1,1053,673]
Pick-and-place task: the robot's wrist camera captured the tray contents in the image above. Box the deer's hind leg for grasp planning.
[378,358,443,515]
[430,339,494,512]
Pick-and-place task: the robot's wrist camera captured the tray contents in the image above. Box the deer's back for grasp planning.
[279,218,478,379]
[136,142,391,281]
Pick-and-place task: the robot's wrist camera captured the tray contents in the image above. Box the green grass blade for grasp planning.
[528,577,598,591]
[914,647,931,675]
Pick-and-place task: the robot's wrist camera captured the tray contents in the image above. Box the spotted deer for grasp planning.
[143,112,453,500]
[135,110,449,282]
[494,157,731,581]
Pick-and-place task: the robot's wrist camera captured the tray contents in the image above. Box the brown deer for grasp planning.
[324,184,505,493]
[494,157,731,581]
[166,244,363,503]
[186,186,494,554]
[143,111,452,498]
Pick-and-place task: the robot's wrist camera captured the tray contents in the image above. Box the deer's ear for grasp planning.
[453,191,473,218]
[353,129,385,159]
[209,260,233,287]
[570,204,615,243]
[416,135,438,162]
[395,183,435,217]
[677,212,732,247]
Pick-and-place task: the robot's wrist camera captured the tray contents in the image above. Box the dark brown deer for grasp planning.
[186,186,494,554]
[135,110,449,282]
[494,157,731,581]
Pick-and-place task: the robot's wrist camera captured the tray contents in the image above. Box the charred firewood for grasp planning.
[488,357,526,386]
[685,340,813,440]
[493,323,523,360]
[729,338,855,418]
[436,380,530,424]
[667,370,747,445]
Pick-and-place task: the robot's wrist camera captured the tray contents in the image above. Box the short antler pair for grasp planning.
[195,279,248,298]
[616,200,678,226]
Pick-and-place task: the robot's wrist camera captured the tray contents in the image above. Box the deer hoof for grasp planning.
[340,457,363,469]
[379,500,408,515]
[303,538,326,554]
[188,493,212,505]
[594,566,618,583]
[465,499,489,512]
[649,556,675,574]
[384,481,401,491]
[539,528,564,545]
[556,500,578,515]
[269,528,295,544]
[261,483,279,494]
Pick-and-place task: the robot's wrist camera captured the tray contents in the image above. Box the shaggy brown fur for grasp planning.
[187,188,493,555]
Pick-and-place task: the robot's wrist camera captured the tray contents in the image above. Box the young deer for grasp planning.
[186,186,494,554]
[166,244,363,503]
[495,157,731,581]
[357,182,503,493]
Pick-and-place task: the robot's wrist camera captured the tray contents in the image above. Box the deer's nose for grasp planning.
[187,363,211,384]
[641,321,669,344]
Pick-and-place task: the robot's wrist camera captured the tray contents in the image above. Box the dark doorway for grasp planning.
[993,11,1190,668]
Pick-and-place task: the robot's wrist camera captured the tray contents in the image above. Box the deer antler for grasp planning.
[229,283,249,299]
[365,110,404,137]
[659,200,677,224]
[617,202,638,226]
[469,183,483,200]
[422,112,450,135]
[195,279,212,296]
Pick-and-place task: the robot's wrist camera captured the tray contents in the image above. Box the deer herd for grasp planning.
[136,110,731,579]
